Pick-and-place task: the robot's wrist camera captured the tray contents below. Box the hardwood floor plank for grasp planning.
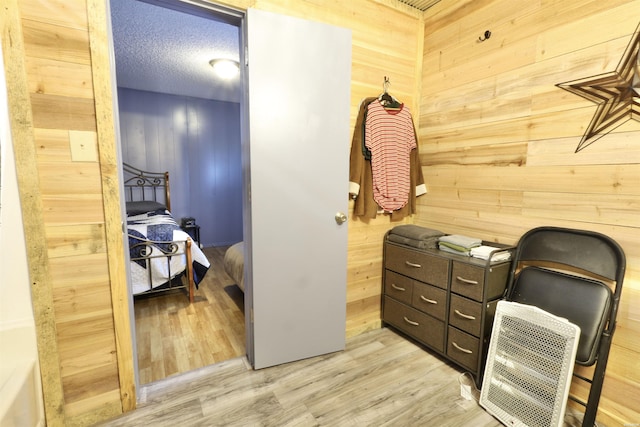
[113,261,591,427]
[301,351,442,422]
[133,245,246,384]
[271,343,418,411]
[98,327,588,426]
[98,329,499,426]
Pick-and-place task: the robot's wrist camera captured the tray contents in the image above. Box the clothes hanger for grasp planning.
[378,76,402,110]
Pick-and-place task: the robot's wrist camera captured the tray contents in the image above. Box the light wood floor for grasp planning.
[125,254,589,427]
[134,246,246,384]
[99,327,504,427]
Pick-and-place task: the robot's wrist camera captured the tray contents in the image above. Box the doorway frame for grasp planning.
[104,0,248,405]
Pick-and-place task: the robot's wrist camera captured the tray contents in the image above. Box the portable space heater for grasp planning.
[480,301,580,427]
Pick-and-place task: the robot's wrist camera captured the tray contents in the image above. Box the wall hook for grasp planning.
[478,30,491,42]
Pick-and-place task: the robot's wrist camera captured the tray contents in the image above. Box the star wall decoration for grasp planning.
[556,23,640,152]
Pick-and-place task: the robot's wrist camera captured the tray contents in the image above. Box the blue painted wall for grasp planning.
[117,87,243,247]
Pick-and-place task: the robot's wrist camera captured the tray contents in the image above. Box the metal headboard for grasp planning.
[122,163,171,211]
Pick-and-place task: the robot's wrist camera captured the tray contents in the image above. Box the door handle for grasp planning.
[335,212,347,225]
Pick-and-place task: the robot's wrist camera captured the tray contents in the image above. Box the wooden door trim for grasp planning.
[87,0,136,413]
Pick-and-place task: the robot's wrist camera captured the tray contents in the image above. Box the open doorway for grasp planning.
[109,0,246,385]
[109,1,353,395]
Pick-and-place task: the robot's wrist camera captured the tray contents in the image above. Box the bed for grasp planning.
[123,163,210,303]
[224,241,245,292]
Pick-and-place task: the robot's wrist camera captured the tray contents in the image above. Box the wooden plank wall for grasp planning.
[418,0,640,425]
[4,0,424,424]
[8,0,640,424]
[4,0,126,426]
[8,0,639,424]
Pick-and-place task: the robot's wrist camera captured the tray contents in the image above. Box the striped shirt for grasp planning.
[365,100,416,211]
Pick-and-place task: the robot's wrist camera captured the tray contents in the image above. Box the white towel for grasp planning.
[470,245,511,262]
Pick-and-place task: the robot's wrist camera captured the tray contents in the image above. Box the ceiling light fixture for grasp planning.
[209,58,240,79]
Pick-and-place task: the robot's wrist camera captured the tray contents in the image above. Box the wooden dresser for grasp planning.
[382,236,513,386]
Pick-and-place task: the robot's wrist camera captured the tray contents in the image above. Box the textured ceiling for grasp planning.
[109,0,441,103]
[110,0,241,103]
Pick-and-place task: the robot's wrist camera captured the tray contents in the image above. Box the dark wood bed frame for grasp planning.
[123,163,195,303]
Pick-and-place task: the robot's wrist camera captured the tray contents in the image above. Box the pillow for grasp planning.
[126,201,166,215]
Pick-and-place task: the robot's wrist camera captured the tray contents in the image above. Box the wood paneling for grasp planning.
[45,224,106,258]
[21,18,91,64]
[87,0,136,415]
[18,0,89,30]
[419,1,640,425]
[6,0,424,424]
[26,57,94,99]
[30,93,97,130]
[9,0,638,425]
[1,1,66,425]
[5,0,128,424]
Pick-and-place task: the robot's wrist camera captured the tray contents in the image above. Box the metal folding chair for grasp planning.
[504,226,625,426]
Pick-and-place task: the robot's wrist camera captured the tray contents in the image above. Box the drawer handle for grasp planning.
[452,342,473,354]
[391,283,406,292]
[420,295,438,304]
[456,276,479,285]
[454,309,476,321]
[403,316,419,326]
[405,261,422,268]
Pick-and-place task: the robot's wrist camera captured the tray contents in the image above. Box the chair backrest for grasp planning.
[506,227,625,366]
[513,227,625,282]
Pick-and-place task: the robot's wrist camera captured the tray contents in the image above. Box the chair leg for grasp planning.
[582,332,613,427]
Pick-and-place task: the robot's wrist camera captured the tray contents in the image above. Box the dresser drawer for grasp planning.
[451,262,485,301]
[412,282,447,321]
[384,270,414,304]
[385,244,449,289]
[449,294,482,337]
[384,297,444,352]
[447,326,480,372]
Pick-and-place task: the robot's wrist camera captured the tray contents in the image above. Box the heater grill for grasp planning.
[480,301,580,427]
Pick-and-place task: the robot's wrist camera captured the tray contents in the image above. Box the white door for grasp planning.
[245,9,351,369]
